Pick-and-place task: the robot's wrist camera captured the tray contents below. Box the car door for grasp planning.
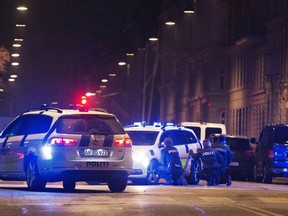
[160,130,190,161]
[255,126,272,174]
[0,116,28,175]
[272,126,288,169]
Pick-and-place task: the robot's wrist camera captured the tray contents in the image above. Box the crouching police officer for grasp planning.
[191,139,223,186]
[158,137,184,185]
[213,135,233,186]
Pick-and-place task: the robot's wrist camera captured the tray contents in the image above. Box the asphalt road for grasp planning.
[0,179,288,216]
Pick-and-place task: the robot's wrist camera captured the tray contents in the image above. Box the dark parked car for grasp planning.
[253,124,288,183]
[210,134,256,181]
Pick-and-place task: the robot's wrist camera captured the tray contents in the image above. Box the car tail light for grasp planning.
[268,149,274,158]
[50,138,77,146]
[114,137,132,147]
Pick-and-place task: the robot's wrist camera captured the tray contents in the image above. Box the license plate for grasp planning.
[83,149,109,157]
[229,161,239,166]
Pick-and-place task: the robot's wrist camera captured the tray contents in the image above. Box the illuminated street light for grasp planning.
[16,24,26,27]
[11,62,19,66]
[14,38,23,42]
[184,10,195,14]
[126,53,134,56]
[165,21,176,25]
[0,89,4,92]
[85,92,96,97]
[101,79,108,83]
[9,78,15,82]
[149,37,158,41]
[10,75,18,78]
[17,6,28,11]
[11,53,20,57]
[109,73,117,77]
[118,62,126,66]
[13,44,21,47]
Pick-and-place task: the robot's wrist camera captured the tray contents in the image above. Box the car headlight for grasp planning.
[132,152,149,167]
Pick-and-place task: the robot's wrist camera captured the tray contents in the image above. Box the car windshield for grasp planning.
[126,131,158,146]
[226,138,250,151]
[274,127,288,144]
[56,115,125,135]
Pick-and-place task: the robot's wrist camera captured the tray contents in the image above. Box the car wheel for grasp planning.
[26,159,46,191]
[146,161,160,184]
[263,166,272,184]
[63,180,76,191]
[108,174,128,193]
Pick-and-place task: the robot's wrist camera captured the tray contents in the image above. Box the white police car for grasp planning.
[124,122,202,184]
[0,106,132,192]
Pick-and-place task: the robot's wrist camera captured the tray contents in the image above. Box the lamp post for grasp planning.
[142,38,159,124]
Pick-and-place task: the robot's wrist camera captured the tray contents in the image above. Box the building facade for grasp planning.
[157,0,288,138]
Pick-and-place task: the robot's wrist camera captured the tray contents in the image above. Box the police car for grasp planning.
[0,106,132,192]
[124,122,202,184]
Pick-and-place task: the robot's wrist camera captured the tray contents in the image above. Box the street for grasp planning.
[1,179,288,216]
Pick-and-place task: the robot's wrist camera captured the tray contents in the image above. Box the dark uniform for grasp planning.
[213,135,233,186]
[159,138,184,185]
[192,139,223,186]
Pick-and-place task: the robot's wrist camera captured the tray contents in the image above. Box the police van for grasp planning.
[181,122,227,143]
[124,122,202,184]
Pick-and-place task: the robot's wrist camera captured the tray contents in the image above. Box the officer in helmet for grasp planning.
[213,135,233,186]
[158,137,184,185]
[191,139,223,186]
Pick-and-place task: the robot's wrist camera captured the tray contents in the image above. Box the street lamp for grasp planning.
[11,53,20,57]
[11,62,19,66]
[149,37,158,41]
[16,24,26,27]
[13,44,21,48]
[17,6,28,11]
[118,62,126,66]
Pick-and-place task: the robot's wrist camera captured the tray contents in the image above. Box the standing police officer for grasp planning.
[159,137,184,185]
[213,135,233,186]
[191,139,223,186]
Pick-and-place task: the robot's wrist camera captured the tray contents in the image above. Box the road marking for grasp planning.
[199,197,235,204]
[237,205,283,216]
[258,197,288,204]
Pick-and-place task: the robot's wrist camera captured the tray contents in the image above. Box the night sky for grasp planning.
[0,0,161,114]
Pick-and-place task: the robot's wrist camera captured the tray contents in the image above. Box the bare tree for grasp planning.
[0,46,10,89]
[0,46,10,72]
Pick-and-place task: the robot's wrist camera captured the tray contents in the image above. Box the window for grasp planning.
[160,130,198,146]
[126,131,158,146]
[274,127,288,144]
[205,127,223,139]
[185,126,200,140]
[0,115,52,137]
[56,115,125,135]
[26,115,52,134]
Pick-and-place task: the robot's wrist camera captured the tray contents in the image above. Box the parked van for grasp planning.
[181,122,227,143]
